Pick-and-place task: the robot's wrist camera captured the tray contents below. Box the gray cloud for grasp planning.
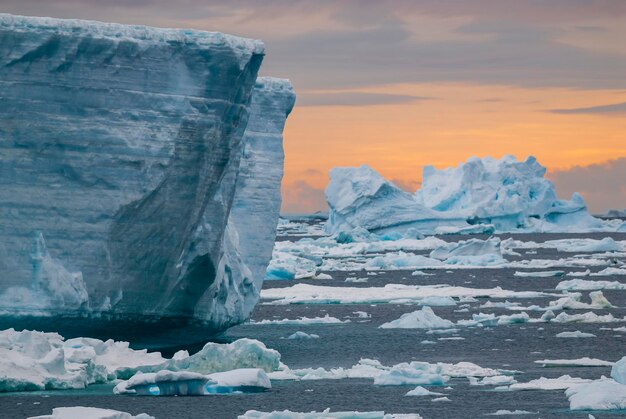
[548,158,626,213]
[298,92,434,107]
[282,180,328,214]
[2,1,626,92]
[549,101,626,115]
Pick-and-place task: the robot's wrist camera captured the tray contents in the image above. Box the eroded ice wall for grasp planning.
[0,14,268,337]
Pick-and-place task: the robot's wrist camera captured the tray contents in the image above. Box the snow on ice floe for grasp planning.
[514,270,565,278]
[324,156,623,235]
[28,407,154,419]
[240,410,422,419]
[534,358,613,367]
[0,329,280,392]
[485,410,537,416]
[260,283,555,305]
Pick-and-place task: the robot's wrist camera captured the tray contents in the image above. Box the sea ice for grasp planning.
[286,332,320,340]
[565,378,626,410]
[240,410,422,419]
[405,386,446,396]
[534,358,613,367]
[28,407,154,419]
[556,331,596,338]
[251,315,349,325]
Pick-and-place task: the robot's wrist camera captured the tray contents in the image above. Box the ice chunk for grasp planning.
[514,271,565,278]
[566,378,626,410]
[325,156,610,235]
[286,332,320,340]
[429,238,505,266]
[28,407,154,419]
[251,315,349,325]
[379,307,455,329]
[485,410,536,416]
[0,329,280,392]
[405,386,446,396]
[535,358,613,367]
[611,356,626,384]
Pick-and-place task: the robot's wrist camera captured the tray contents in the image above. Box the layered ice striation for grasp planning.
[325,156,613,235]
[0,14,294,342]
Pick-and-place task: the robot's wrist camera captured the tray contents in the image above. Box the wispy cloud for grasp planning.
[549,101,626,115]
[549,158,626,213]
[297,92,434,107]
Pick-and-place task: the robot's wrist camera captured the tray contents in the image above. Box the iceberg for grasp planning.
[0,14,295,342]
[378,307,455,329]
[325,156,610,235]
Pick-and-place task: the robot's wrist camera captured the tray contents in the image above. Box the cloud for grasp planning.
[549,101,626,115]
[391,178,421,193]
[281,180,328,214]
[297,92,434,107]
[548,158,626,213]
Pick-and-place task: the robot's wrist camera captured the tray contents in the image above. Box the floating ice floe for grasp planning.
[513,270,565,278]
[286,332,320,340]
[240,409,422,419]
[324,156,621,235]
[534,358,613,367]
[501,375,592,391]
[468,375,517,386]
[28,407,154,419]
[556,331,596,338]
[564,356,626,410]
[251,315,349,325]
[379,307,455,329]
[260,283,555,305]
[556,279,626,291]
[485,410,537,416]
[268,358,507,385]
[113,368,271,396]
[405,386,446,396]
[0,329,280,392]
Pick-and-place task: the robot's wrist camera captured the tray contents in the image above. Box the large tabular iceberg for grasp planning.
[0,14,295,343]
[325,156,614,235]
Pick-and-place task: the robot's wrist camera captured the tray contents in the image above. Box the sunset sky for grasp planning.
[3,0,626,213]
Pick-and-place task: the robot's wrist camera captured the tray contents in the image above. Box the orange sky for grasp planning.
[282,83,626,213]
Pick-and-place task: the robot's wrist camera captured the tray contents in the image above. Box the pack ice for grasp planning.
[325,156,619,235]
[0,14,295,342]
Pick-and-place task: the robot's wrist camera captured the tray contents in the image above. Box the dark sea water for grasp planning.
[2,229,626,418]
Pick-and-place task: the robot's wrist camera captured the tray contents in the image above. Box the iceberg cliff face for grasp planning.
[326,156,607,235]
[0,14,293,343]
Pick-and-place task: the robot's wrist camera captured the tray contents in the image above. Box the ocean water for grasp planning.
[2,226,626,418]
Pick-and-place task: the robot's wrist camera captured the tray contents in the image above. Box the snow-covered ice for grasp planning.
[240,410,422,418]
[379,307,455,329]
[325,156,617,235]
[28,407,154,419]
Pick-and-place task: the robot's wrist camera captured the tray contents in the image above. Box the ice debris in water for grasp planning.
[251,315,349,325]
[564,358,626,410]
[556,331,597,338]
[325,156,620,235]
[534,358,613,367]
[28,407,154,419]
[239,410,422,419]
[404,386,446,396]
[0,329,280,392]
[285,332,320,340]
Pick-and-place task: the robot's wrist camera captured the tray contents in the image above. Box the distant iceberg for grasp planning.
[325,156,621,235]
